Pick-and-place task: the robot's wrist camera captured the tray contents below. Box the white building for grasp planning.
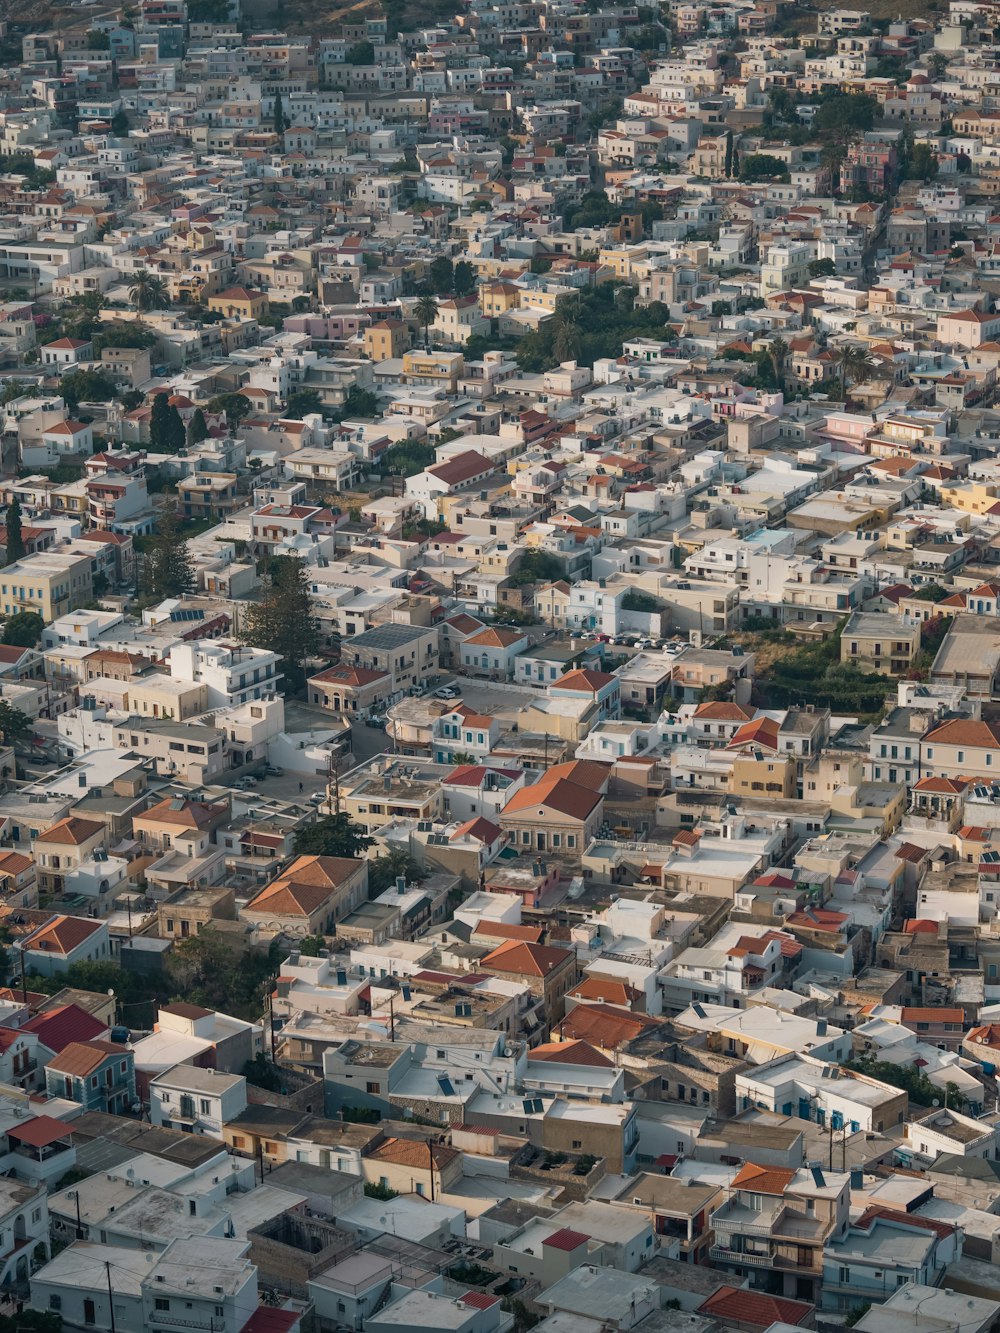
[168,641,281,709]
[149,1065,248,1139]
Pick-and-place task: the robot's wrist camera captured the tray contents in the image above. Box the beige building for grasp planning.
[157,886,237,940]
[362,1137,462,1198]
[0,551,93,620]
[841,612,920,675]
[33,817,106,895]
[240,854,368,937]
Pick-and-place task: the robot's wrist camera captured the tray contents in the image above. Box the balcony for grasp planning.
[710,1195,784,1237]
[149,1313,220,1331]
[710,1244,771,1267]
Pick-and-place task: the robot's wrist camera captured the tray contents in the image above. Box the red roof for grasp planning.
[240,1311,301,1333]
[460,1292,500,1310]
[698,1285,815,1330]
[9,1115,72,1148]
[542,1227,589,1251]
[23,1003,106,1053]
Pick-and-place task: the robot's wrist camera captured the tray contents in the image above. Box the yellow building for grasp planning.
[480,281,521,319]
[207,286,269,320]
[402,350,465,393]
[597,244,648,281]
[939,480,1000,515]
[728,752,797,801]
[0,551,93,620]
[364,318,410,362]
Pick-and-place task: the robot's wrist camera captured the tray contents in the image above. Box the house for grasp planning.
[32,816,107,895]
[841,611,921,675]
[342,623,439,692]
[461,626,530,678]
[241,855,369,937]
[207,286,268,320]
[44,1040,136,1114]
[16,914,110,976]
[477,939,579,1026]
[308,663,390,715]
[500,766,605,855]
[149,1065,247,1138]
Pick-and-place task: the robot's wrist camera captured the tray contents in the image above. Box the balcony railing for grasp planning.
[148,1313,220,1331]
[709,1245,771,1267]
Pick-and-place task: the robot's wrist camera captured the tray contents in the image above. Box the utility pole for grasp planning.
[18,946,26,1006]
[105,1259,116,1333]
[72,1188,83,1239]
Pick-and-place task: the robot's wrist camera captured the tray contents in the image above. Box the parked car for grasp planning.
[308,791,329,805]
[435,686,460,700]
[263,765,283,777]
[409,683,427,697]
[234,776,258,790]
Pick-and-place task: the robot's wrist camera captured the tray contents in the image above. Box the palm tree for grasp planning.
[835,343,873,399]
[553,318,582,364]
[129,269,168,313]
[767,336,788,392]
[415,293,438,350]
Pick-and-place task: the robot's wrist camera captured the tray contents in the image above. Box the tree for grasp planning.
[905,142,938,181]
[111,108,129,136]
[293,812,372,858]
[206,391,252,428]
[142,503,195,599]
[835,343,874,398]
[415,294,438,350]
[149,393,186,452]
[337,385,378,420]
[553,317,582,364]
[766,337,788,392]
[0,700,32,743]
[273,91,286,136]
[1,611,43,647]
[86,28,111,47]
[243,1054,281,1091]
[188,407,209,445]
[381,440,436,477]
[815,93,876,136]
[165,931,277,1021]
[368,848,427,896]
[508,549,565,587]
[284,388,323,419]
[808,257,837,279]
[453,260,477,297]
[427,257,454,295]
[346,40,375,64]
[128,269,168,312]
[4,496,24,565]
[241,556,320,692]
[738,153,790,182]
[60,368,115,414]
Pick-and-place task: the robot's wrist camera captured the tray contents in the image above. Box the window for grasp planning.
[572,1139,582,1149]
[199,1099,210,1114]
[366,1081,379,1094]
[155,1299,170,1312]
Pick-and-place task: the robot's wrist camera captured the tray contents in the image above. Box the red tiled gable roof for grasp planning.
[694,701,755,721]
[453,816,503,844]
[924,718,1000,750]
[23,916,104,956]
[732,1163,796,1195]
[479,940,573,977]
[568,975,641,1005]
[427,450,494,486]
[552,668,617,692]
[35,817,104,846]
[529,1039,614,1068]
[502,774,602,822]
[23,1002,107,1053]
[699,1286,814,1330]
[557,1002,661,1048]
[727,716,780,751]
[904,919,940,934]
[48,1039,127,1078]
[460,1292,500,1310]
[912,776,968,794]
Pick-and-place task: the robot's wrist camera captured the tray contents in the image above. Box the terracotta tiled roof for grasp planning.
[48,1039,128,1078]
[35,817,105,846]
[924,718,1000,749]
[479,940,574,978]
[698,1286,814,1330]
[731,1163,796,1195]
[529,1039,614,1068]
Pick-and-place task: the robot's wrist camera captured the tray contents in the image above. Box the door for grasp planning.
[536,833,546,851]
[84,1299,95,1325]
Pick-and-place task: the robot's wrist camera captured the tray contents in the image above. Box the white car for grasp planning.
[308,791,329,805]
[435,686,460,700]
